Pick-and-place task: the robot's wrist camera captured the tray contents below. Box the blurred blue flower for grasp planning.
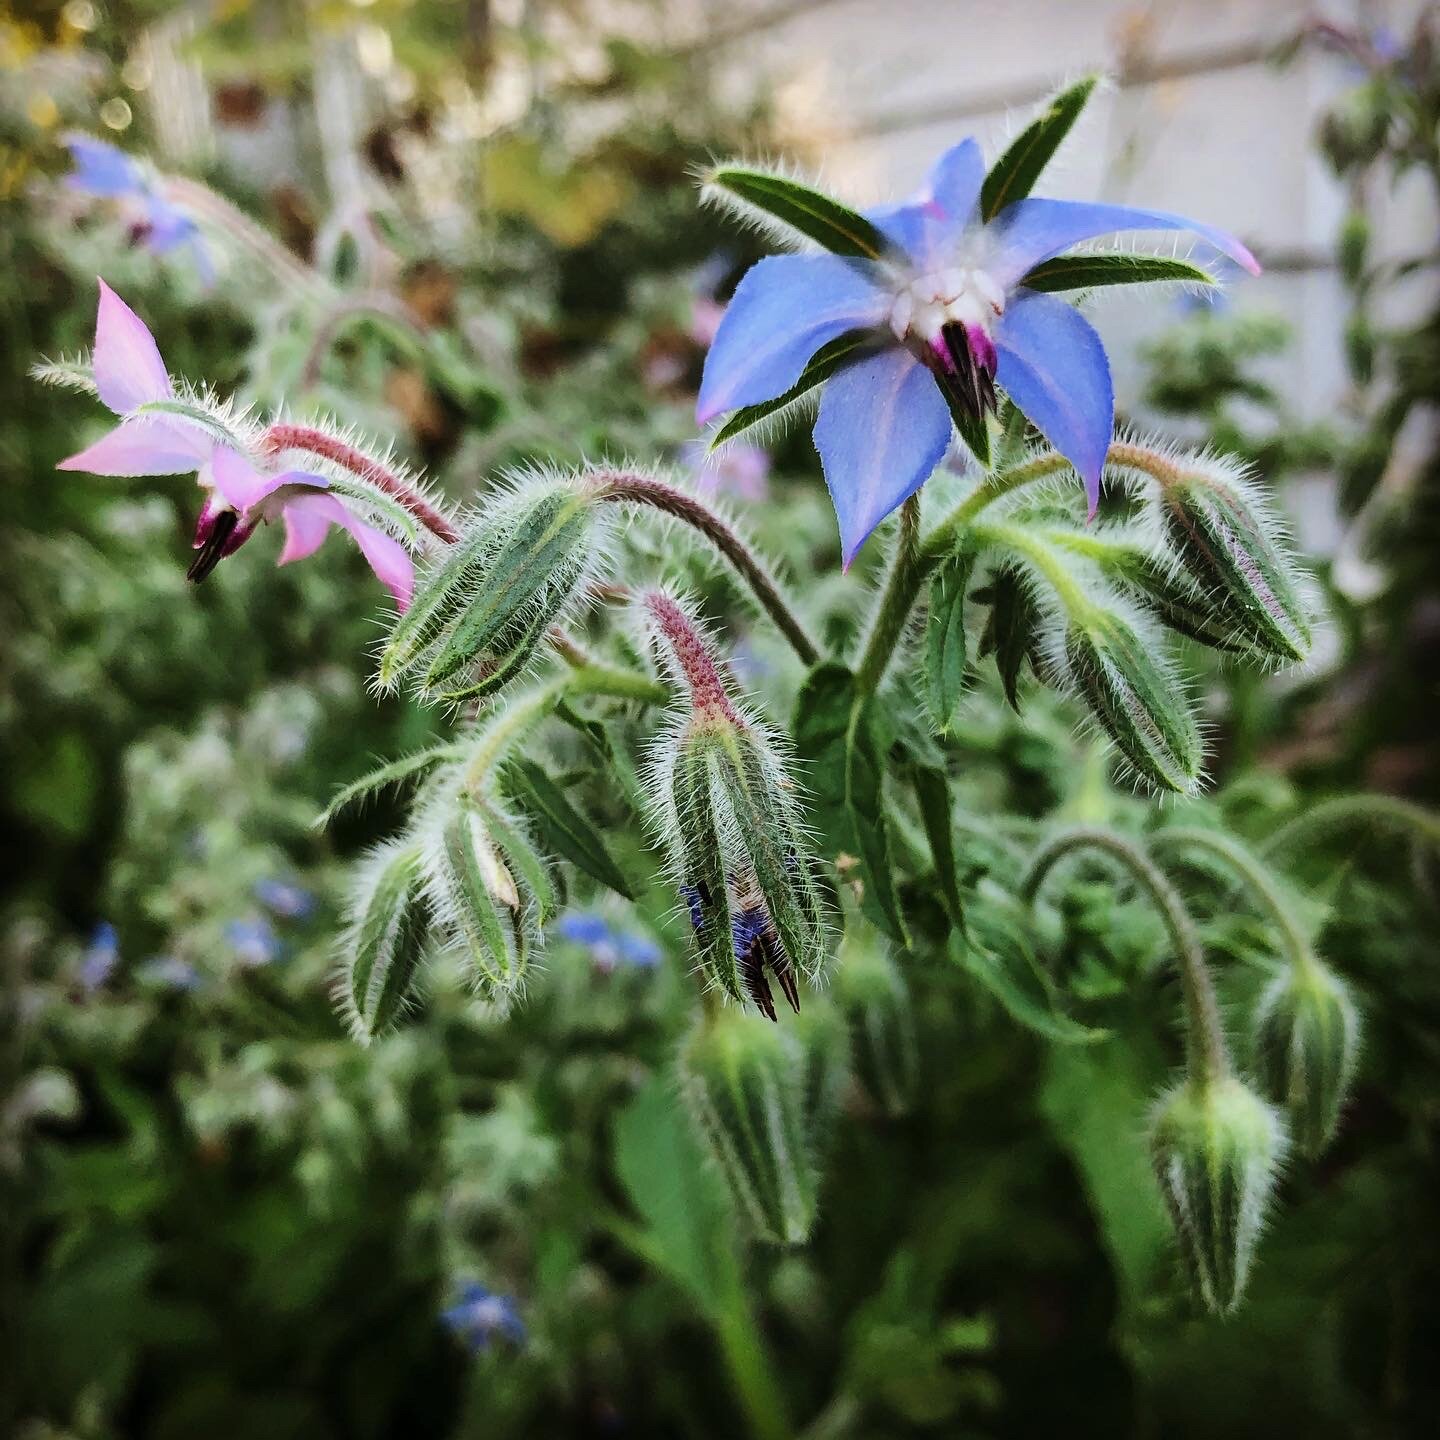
[138,956,202,991]
[557,913,611,946]
[555,911,661,974]
[63,134,212,278]
[78,922,119,991]
[254,877,315,920]
[682,438,770,502]
[616,933,661,968]
[226,917,281,968]
[441,1283,526,1353]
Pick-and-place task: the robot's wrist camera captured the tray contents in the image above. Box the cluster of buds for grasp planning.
[379,470,611,705]
[638,589,830,1018]
[1252,959,1361,1158]
[678,1001,849,1245]
[1149,1075,1287,1315]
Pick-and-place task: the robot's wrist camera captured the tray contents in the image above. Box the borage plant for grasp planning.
[41,76,1426,1320]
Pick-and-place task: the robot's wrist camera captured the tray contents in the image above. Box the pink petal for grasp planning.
[208,447,326,514]
[94,279,173,414]
[278,493,415,609]
[57,417,210,476]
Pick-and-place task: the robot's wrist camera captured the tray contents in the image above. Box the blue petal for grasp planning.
[64,135,145,198]
[867,139,985,268]
[813,347,952,567]
[994,290,1113,515]
[697,255,885,422]
[558,913,611,945]
[987,198,1260,290]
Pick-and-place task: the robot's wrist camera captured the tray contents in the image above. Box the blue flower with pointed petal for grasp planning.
[698,137,1259,564]
[440,1283,526,1353]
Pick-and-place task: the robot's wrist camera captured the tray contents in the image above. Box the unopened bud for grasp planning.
[1252,960,1360,1158]
[1107,548,1249,656]
[381,476,606,702]
[1158,464,1313,665]
[1150,1076,1286,1315]
[1065,610,1203,794]
[337,840,428,1042]
[835,925,919,1117]
[678,1008,822,1245]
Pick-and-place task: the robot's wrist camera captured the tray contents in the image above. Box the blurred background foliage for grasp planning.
[2,3,1438,1438]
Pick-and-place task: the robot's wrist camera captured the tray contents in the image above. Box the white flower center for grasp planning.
[888,266,1005,344]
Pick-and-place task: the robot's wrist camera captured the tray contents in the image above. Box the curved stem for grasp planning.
[1263,794,1440,861]
[593,470,818,666]
[298,293,431,389]
[1150,828,1313,974]
[854,494,921,696]
[966,519,1095,617]
[1023,826,1229,1082]
[261,422,460,543]
[922,448,1076,555]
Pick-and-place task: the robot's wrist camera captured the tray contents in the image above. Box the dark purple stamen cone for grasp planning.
[936,322,997,421]
[187,509,242,582]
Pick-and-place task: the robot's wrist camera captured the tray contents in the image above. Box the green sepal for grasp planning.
[923,553,971,732]
[706,164,888,259]
[341,840,428,1042]
[980,74,1100,220]
[910,763,965,934]
[481,801,559,924]
[1020,253,1216,294]
[316,743,466,829]
[979,565,1040,711]
[505,758,634,900]
[431,806,528,998]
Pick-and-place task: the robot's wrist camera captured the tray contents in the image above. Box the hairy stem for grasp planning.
[261,423,460,543]
[593,470,818,666]
[1023,826,1229,1081]
[1150,828,1313,974]
[1262,795,1440,861]
[855,494,921,696]
[966,519,1096,617]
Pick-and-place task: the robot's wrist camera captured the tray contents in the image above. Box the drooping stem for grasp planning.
[923,448,1076,550]
[593,470,818,666]
[261,422,460,543]
[1262,794,1440,861]
[1023,826,1230,1082]
[298,293,432,389]
[966,519,1096,618]
[855,494,921,696]
[1150,828,1314,976]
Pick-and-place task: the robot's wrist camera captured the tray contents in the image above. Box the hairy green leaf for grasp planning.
[506,759,634,899]
[980,75,1100,220]
[707,165,887,259]
[1021,253,1216,293]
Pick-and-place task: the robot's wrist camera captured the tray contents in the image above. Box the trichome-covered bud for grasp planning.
[1252,959,1360,1158]
[1152,459,1314,665]
[379,470,609,703]
[1149,1075,1287,1315]
[835,923,919,1117]
[1063,607,1203,795]
[640,590,828,1017]
[418,784,543,1003]
[678,1006,829,1245]
[335,839,428,1043]
[1103,546,1251,656]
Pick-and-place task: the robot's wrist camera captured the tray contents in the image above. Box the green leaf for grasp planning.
[792,664,908,943]
[316,744,464,828]
[706,165,888,259]
[506,759,634,899]
[950,884,1104,1044]
[923,554,971,732]
[910,764,965,934]
[979,565,1039,711]
[980,75,1100,221]
[1020,253,1216,293]
[709,330,875,446]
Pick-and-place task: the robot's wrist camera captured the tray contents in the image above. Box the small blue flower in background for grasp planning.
[698,137,1260,562]
[63,134,211,278]
[78,922,119,991]
[440,1283,526,1353]
[226,917,281,968]
[555,911,661,974]
[254,877,315,920]
[138,956,202,991]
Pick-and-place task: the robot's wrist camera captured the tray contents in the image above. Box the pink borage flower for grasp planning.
[57,281,414,608]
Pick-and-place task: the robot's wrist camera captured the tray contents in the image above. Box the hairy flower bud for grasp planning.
[1064,609,1203,794]
[1150,1076,1286,1315]
[641,591,829,1016]
[1252,960,1360,1158]
[835,925,919,1117]
[679,1007,828,1245]
[1156,462,1313,665]
[336,839,428,1042]
[380,473,607,703]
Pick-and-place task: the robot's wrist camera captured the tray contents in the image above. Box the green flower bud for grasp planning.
[1107,549,1251,656]
[835,925,919,1117]
[1158,463,1313,665]
[337,839,428,1043]
[1338,209,1369,288]
[1252,961,1360,1158]
[1150,1076,1286,1315]
[1064,609,1203,795]
[380,474,608,703]
[678,1007,824,1245]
